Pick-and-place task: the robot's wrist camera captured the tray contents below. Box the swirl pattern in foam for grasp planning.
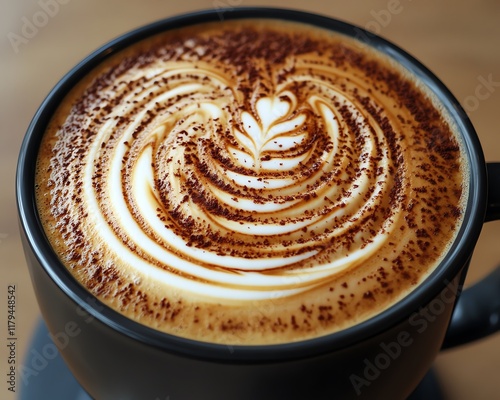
[36,20,466,344]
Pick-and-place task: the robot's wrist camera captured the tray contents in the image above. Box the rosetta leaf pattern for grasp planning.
[232,94,306,170]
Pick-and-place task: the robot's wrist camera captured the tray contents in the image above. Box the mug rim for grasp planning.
[16,7,487,363]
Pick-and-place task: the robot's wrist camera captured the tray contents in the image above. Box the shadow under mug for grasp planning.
[16,7,500,400]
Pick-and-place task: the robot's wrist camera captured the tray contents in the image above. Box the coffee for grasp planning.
[35,19,467,345]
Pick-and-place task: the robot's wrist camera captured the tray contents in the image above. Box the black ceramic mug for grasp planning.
[16,8,500,400]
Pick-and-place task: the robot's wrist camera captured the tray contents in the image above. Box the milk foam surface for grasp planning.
[35,20,467,344]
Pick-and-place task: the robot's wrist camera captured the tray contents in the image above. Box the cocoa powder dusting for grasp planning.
[34,19,466,345]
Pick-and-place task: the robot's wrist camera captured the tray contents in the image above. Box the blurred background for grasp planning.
[1,0,499,399]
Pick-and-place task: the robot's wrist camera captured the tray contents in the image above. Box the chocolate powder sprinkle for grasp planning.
[35,19,466,345]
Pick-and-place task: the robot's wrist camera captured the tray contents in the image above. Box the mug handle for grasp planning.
[441,162,500,349]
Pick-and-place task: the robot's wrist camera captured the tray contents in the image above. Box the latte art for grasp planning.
[36,20,466,344]
[96,61,400,300]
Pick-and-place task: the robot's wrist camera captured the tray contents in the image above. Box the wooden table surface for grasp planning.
[1,1,499,399]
